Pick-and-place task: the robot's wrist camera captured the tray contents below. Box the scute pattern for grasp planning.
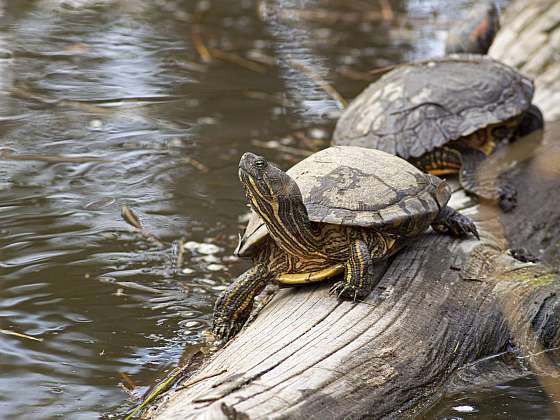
[236,146,450,255]
[332,55,534,159]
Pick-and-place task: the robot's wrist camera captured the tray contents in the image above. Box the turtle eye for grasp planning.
[255,159,266,169]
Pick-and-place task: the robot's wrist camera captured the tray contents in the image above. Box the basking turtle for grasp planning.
[445,2,500,55]
[332,54,543,211]
[213,146,478,339]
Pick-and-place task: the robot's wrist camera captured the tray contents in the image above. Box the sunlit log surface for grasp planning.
[150,1,560,418]
[489,0,560,122]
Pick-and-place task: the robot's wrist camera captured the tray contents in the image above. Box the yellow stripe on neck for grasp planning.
[277,263,345,284]
[428,168,459,176]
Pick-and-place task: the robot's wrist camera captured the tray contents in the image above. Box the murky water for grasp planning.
[0,0,555,418]
[424,376,557,420]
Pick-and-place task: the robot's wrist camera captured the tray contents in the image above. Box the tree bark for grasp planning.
[150,1,560,418]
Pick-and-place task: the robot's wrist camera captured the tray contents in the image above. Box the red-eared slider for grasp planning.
[332,54,543,211]
[445,2,500,55]
[212,146,478,339]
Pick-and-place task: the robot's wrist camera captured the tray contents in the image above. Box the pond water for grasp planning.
[0,0,556,418]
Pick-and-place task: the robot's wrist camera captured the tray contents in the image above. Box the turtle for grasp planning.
[445,1,500,55]
[212,146,478,340]
[332,54,544,212]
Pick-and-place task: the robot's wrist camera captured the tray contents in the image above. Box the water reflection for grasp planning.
[0,0,555,418]
[263,0,341,118]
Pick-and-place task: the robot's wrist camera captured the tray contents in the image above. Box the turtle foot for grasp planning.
[447,212,479,239]
[510,247,540,263]
[329,281,369,301]
[211,315,246,341]
[433,207,479,239]
[517,104,544,137]
[498,185,517,212]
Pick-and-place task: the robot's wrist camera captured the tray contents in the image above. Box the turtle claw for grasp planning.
[212,297,249,341]
[451,212,479,239]
[434,208,479,239]
[329,281,369,301]
[498,185,517,212]
[211,316,245,341]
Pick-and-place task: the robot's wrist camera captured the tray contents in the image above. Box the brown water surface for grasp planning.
[0,0,556,418]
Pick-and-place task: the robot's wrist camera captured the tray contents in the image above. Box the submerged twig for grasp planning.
[0,149,109,164]
[10,85,59,105]
[279,8,384,24]
[184,157,209,173]
[11,83,179,112]
[246,50,276,67]
[243,90,288,106]
[288,60,347,108]
[337,66,378,82]
[119,372,137,391]
[379,0,395,21]
[0,329,43,342]
[170,59,207,73]
[176,239,185,271]
[192,30,212,63]
[120,206,165,247]
[98,278,167,295]
[208,48,267,73]
[10,85,112,113]
[121,206,143,230]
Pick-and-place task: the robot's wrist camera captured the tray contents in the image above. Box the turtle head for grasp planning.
[238,152,316,255]
[239,152,301,208]
[445,2,500,55]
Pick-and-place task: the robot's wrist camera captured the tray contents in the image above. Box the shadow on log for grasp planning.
[149,1,560,418]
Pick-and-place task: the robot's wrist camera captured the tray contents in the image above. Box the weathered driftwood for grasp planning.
[489,0,560,122]
[150,1,560,418]
[149,135,560,420]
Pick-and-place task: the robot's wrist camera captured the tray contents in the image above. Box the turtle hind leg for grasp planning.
[459,148,517,212]
[212,263,272,340]
[432,206,479,239]
[516,104,544,138]
[330,231,388,301]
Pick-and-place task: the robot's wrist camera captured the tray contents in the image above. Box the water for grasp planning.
[0,0,554,418]
[424,376,558,420]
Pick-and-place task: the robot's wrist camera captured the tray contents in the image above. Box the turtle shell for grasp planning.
[332,54,534,159]
[235,146,450,256]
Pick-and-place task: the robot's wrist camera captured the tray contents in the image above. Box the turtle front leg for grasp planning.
[431,206,479,239]
[330,233,381,301]
[212,263,272,340]
[459,148,517,212]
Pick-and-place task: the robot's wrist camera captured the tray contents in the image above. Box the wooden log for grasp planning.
[150,1,560,418]
[489,0,560,121]
[149,134,560,419]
